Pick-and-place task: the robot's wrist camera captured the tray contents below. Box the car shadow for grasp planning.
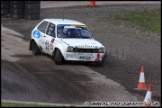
[40,52,109,67]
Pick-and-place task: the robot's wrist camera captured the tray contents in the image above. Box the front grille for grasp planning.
[73,48,99,53]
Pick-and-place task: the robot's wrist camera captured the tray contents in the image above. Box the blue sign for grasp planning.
[33,30,40,38]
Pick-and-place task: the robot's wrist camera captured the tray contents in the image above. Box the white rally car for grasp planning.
[29,19,106,65]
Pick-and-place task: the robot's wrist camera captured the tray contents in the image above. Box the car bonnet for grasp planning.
[62,39,103,48]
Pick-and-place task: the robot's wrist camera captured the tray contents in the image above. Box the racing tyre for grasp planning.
[54,49,64,65]
[10,1,24,4]
[10,9,24,14]
[1,9,10,15]
[25,14,40,20]
[25,1,40,4]
[31,41,40,55]
[1,1,10,3]
[1,3,10,9]
[25,4,40,9]
[11,13,24,19]
[11,4,24,9]
[25,9,40,14]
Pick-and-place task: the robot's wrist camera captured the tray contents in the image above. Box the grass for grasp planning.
[1,102,56,107]
[1,102,76,107]
[114,9,161,32]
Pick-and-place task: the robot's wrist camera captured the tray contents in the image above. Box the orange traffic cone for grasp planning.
[142,84,152,107]
[89,1,96,7]
[134,65,147,91]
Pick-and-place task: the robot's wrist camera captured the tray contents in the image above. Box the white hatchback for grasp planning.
[29,19,106,65]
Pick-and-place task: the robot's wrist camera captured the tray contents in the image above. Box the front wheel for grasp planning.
[54,49,64,65]
[31,41,40,55]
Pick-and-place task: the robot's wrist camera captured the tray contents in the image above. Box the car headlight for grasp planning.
[67,46,73,52]
[99,47,105,53]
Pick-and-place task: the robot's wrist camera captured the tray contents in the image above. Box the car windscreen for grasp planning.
[57,24,93,39]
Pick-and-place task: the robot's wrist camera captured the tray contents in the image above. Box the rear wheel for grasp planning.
[24,2,40,20]
[54,49,64,65]
[31,41,40,55]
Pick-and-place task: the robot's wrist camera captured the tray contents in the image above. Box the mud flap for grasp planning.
[29,40,32,50]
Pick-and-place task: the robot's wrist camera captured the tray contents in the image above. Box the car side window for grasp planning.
[37,21,48,33]
[46,23,55,37]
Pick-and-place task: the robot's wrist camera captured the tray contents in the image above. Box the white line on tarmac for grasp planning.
[1,99,81,107]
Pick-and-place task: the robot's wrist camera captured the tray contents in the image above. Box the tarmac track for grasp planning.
[1,1,161,106]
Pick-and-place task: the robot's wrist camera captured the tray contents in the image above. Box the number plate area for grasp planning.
[77,53,93,60]
[66,53,95,61]
[79,56,91,60]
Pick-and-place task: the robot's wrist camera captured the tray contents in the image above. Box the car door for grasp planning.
[37,21,49,52]
[43,23,56,55]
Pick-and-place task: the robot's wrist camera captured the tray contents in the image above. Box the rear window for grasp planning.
[37,21,48,33]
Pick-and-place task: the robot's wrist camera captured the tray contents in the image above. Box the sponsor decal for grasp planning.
[50,46,53,50]
[49,42,53,50]
[51,38,55,43]
[70,24,86,28]
[39,38,44,44]
[49,42,53,46]
[33,30,40,38]
[45,41,49,50]
[42,40,44,44]
[57,24,86,28]
[64,26,76,28]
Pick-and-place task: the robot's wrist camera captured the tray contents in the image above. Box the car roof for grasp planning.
[43,19,86,25]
